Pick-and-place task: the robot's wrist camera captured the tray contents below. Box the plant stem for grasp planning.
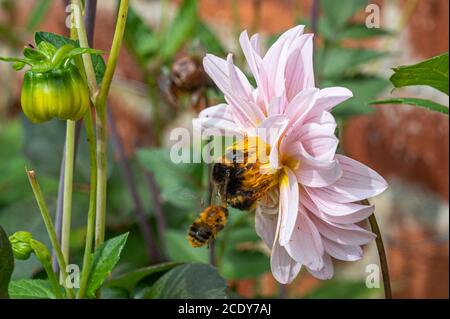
[73,0,97,94]
[250,0,262,35]
[53,121,81,272]
[107,108,160,262]
[61,120,75,279]
[26,170,74,299]
[279,284,288,299]
[368,209,393,299]
[94,0,129,247]
[41,256,64,299]
[73,0,98,299]
[77,109,97,299]
[310,0,320,34]
[230,0,243,64]
[144,171,166,252]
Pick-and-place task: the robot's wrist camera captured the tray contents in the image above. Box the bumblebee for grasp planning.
[212,137,279,211]
[188,136,279,247]
[188,206,229,247]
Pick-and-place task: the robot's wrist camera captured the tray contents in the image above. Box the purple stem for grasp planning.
[107,108,161,263]
[144,171,166,255]
[310,0,320,35]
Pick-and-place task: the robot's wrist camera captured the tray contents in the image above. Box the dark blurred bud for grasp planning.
[9,231,33,260]
[170,55,206,91]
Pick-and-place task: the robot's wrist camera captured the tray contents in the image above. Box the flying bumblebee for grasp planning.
[188,205,229,247]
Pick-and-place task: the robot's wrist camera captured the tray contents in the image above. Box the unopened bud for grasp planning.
[9,231,33,260]
[170,55,206,91]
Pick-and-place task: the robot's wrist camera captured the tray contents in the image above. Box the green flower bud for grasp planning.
[9,231,33,260]
[0,41,103,123]
[21,64,90,123]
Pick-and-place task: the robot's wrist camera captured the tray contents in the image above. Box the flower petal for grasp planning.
[239,30,262,85]
[196,104,243,136]
[278,167,299,245]
[303,186,375,224]
[308,212,376,245]
[283,87,319,122]
[306,253,334,280]
[315,87,353,112]
[285,34,315,100]
[294,144,342,187]
[203,54,255,128]
[313,155,388,203]
[285,206,324,271]
[322,238,363,261]
[271,240,302,284]
[297,123,339,162]
[255,205,278,248]
[261,26,304,99]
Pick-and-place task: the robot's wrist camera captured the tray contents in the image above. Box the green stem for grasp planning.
[61,120,75,278]
[41,256,64,299]
[77,110,97,299]
[25,170,75,299]
[94,0,129,247]
[73,0,97,94]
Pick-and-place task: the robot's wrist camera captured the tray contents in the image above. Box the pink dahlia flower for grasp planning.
[194,25,388,283]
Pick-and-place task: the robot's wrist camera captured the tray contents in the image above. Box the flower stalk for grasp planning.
[367,206,393,299]
[61,119,75,276]
[29,239,64,299]
[94,0,129,247]
[26,169,74,299]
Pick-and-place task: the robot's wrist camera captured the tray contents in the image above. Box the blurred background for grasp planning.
[0,0,448,299]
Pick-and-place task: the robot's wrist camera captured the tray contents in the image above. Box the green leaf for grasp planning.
[8,279,55,299]
[13,61,27,71]
[35,31,77,49]
[86,233,129,298]
[124,5,159,63]
[23,47,48,61]
[137,148,204,209]
[165,230,208,263]
[370,97,449,114]
[0,227,14,299]
[321,0,368,31]
[144,263,228,299]
[317,47,385,79]
[389,53,449,95]
[26,0,52,31]
[106,262,180,293]
[37,41,57,60]
[159,0,198,60]
[35,31,106,84]
[0,56,30,65]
